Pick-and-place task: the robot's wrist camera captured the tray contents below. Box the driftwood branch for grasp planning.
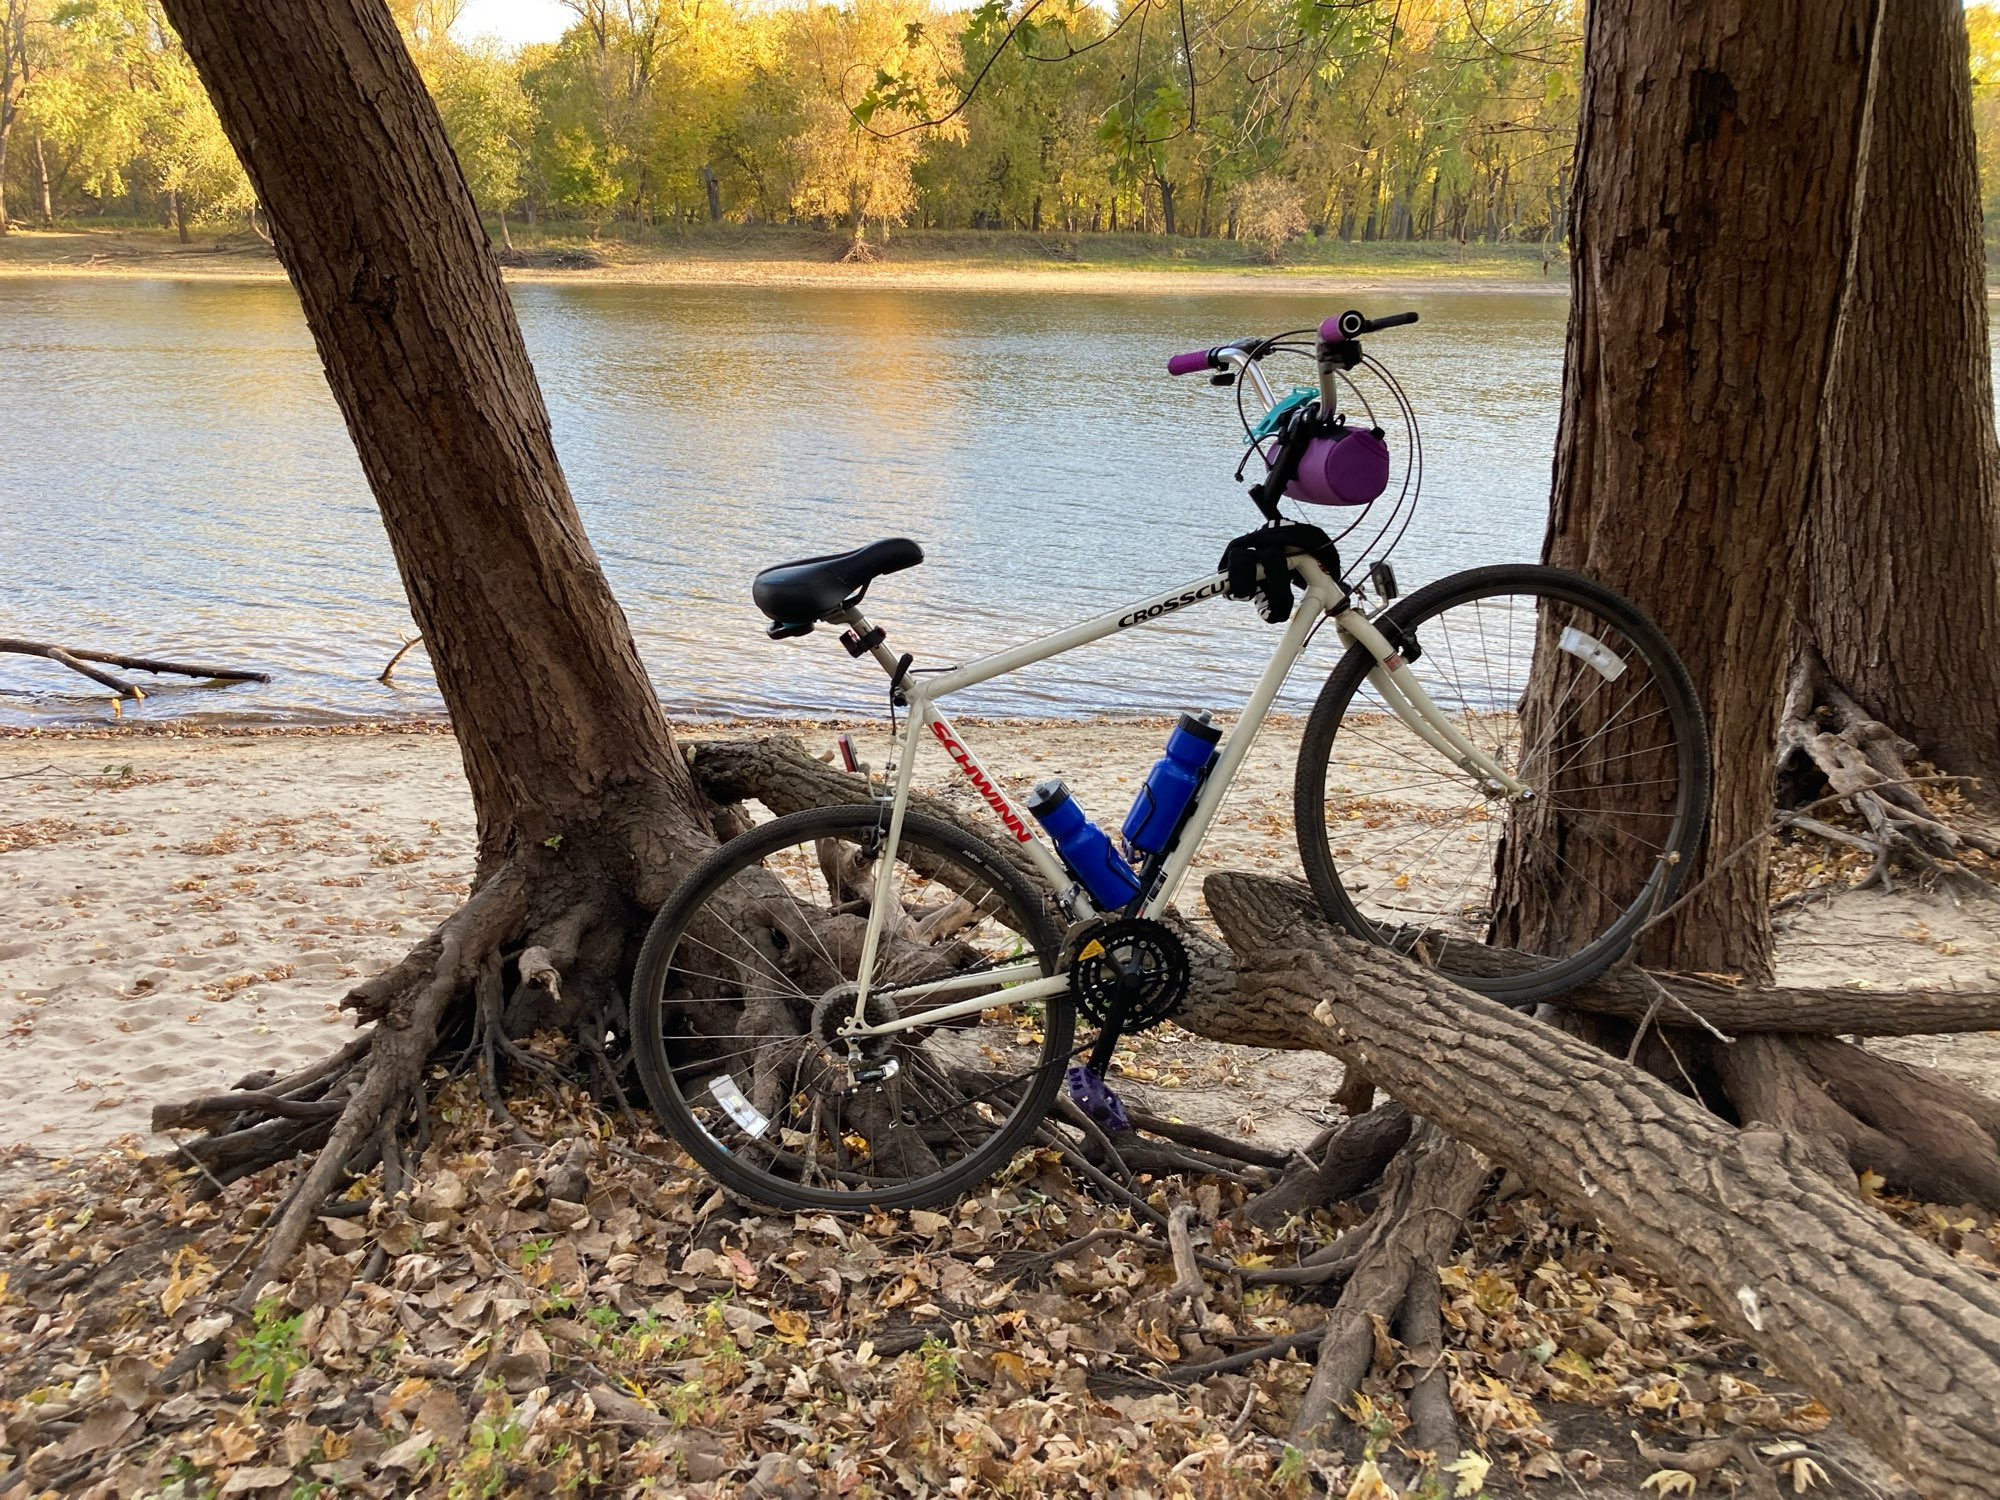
[379,635,427,684]
[1,637,270,699]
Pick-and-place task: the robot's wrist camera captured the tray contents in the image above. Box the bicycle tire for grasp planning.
[630,804,1067,1212]
[1294,564,1710,1003]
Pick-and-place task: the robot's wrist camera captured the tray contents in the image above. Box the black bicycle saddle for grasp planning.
[752,538,924,634]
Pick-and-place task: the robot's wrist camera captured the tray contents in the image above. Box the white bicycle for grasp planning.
[631,309,1711,1211]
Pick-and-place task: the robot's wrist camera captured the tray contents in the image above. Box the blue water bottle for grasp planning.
[1026,779,1141,909]
[1122,711,1222,856]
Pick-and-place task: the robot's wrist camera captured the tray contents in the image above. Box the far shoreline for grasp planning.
[0,224,1571,296]
[0,710,1297,741]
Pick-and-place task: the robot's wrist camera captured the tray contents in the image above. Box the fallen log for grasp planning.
[690,740,2000,1040]
[1203,869,2000,1499]
[1195,874,2000,1040]
[1,637,271,699]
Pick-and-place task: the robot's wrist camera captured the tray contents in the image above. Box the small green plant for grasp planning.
[918,1336,959,1399]
[1272,1445,1309,1485]
[518,1236,554,1266]
[228,1297,306,1406]
[584,1304,621,1334]
[451,1411,530,1500]
[159,1455,218,1500]
[660,1378,721,1428]
[102,761,134,781]
[543,834,563,851]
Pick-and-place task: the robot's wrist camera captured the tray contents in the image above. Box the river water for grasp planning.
[0,278,1571,725]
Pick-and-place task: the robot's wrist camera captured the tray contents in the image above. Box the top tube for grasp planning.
[909,572,1235,702]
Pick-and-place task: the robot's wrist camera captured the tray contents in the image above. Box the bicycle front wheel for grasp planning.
[630,804,1067,1212]
[1294,564,1710,1003]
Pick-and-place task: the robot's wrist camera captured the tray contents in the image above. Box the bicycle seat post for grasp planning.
[830,605,907,683]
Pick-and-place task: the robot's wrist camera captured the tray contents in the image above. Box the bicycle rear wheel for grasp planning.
[1294,564,1710,1003]
[629,804,1067,1212]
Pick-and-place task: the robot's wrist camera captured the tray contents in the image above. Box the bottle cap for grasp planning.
[1026,778,1071,816]
[1176,710,1223,745]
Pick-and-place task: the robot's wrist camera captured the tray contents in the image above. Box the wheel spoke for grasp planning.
[1303,572,1706,1000]
[629,806,1067,1211]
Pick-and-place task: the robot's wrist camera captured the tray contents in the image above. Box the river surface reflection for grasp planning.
[0,278,1574,724]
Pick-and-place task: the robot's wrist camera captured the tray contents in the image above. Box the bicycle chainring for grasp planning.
[1067,917,1190,1031]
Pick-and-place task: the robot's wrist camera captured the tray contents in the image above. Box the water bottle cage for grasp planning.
[1219,522,1344,626]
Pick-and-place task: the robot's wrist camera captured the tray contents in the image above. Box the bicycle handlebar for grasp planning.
[1166,310,1419,376]
[1321,308,1419,342]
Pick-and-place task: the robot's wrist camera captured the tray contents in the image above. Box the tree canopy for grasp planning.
[3,0,1587,244]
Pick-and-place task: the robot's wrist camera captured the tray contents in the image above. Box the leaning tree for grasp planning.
[139,1,2000,1493]
[152,0,728,1301]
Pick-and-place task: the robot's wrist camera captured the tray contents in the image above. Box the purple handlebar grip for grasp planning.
[1167,348,1213,377]
[1318,314,1347,343]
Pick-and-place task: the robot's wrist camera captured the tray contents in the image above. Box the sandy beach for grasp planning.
[5,718,1998,1191]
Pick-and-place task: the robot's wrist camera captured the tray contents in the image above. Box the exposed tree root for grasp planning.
[1779,644,2000,891]
[1240,1101,1410,1230]
[1290,1122,1489,1448]
[1720,1031,2000,1212]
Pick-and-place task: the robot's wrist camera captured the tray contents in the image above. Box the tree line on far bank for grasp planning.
[14,2,2000,259]
[12,0,1581,253]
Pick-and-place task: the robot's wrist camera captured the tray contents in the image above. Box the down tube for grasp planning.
[1143,596,1327,914]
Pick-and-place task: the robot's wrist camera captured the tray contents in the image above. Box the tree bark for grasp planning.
[1518,0,1880,982]
[1204,869,2000,1499]
[1804,0,2000,787]
[156,0,708,888]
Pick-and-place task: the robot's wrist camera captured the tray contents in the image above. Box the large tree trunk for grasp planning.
[1802,0,2000,787]
[154,0,716,1296]
[159,0,704,882]
[1515,0,1879,982]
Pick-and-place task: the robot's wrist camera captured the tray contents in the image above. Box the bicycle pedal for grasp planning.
[1065,1064,1131,1132]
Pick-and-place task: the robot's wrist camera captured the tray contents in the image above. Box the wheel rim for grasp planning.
[1315,581,1699,991]
[637,810,1066,1205]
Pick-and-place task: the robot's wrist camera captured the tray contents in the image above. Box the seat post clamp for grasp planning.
[840,625,887,658]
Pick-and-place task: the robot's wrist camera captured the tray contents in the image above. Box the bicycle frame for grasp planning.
[830,553,1529,1040]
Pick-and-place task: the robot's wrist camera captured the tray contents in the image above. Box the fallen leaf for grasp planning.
[219,1466,297,1495]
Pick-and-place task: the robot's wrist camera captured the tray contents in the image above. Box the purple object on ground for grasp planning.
[1066,1064,1132,1132]
[1167,348,1214,377]
[1286,428,1391,507]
